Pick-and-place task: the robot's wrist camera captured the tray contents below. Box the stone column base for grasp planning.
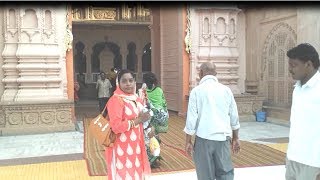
[0,101,75,136]
[234,94,265,121]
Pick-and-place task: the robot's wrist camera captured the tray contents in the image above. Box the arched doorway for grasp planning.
[262,22,297,107]
[71,4,153,119]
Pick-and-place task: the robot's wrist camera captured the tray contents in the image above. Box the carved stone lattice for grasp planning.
[261,22,296,106]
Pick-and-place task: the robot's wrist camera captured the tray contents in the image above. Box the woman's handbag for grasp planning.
[89,105,116,147]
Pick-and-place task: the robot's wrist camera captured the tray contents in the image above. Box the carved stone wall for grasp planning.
[189,6,246,94]
[235,94,265,121]
[187,5,264,118]
[1,6,68,102]
[0,6,75,135]
[245,7,297,108]
[0,101,74,135]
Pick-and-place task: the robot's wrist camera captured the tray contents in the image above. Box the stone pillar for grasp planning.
[136,42,143,83]
[189,6,245,94]
[120,40,127,70]
[14,7,64,101]
[1,8,20,101]
[150,7,161,85]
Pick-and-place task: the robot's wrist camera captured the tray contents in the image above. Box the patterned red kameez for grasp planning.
[105,87,151,180]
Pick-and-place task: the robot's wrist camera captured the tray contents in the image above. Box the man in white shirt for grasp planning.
[96,72,112,113]
[184,62,240,180]
[286,43,320,180]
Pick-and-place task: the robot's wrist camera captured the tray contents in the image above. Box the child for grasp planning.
[138,83,161,168]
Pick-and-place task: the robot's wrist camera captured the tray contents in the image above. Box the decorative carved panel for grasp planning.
[0,102,74,135]
[93,8,117,20]
[262,22,296,106]
[1,7,20,102]
[192,7,242,94]
[72,4,151,23]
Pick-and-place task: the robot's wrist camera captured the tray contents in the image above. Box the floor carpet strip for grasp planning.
[84,114,286,176]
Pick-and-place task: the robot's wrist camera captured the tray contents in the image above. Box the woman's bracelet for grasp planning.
[130,120,136,128]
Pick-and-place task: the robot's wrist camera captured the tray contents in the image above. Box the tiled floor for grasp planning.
[0,121,289,161]
[0,118,290,179]
[0,131,83,161]
[151,166,286,180]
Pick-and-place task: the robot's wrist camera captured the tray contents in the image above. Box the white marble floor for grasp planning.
[0,131,83,160]
[151,165,286,180]
[0,121,289,160]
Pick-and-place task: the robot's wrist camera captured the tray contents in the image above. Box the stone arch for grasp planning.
[142,42,151,72]
[23,9,38,28]
[74,41,86,73]
[261,22,297,106]
[91,42,122,73]
[216,17,226,34]
[126,42,137,72]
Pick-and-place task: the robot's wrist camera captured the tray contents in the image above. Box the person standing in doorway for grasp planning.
[286,43,320,180]
[107,67,117,96]
[184,61,240,180]
[96,72,112,113]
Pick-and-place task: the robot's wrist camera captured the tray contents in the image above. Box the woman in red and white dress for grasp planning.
[105,69,151,180]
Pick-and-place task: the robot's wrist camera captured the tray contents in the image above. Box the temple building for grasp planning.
[0,3,319,135]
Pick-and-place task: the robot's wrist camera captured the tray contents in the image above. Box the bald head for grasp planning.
[200,62,217,78]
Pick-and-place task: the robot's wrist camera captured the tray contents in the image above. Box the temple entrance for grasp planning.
[71,4,152,119]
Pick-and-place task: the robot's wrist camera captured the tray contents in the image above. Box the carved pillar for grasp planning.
[15,7,64,101]
[150,7,161,85]
[191,6,244,94]
[120,40,127,70]
[1,8,20,101]
[136,42,143,83]
[0,6,74,135]
[188,7,199,91]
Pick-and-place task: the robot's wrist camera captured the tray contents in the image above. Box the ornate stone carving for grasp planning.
[8,112,22,125]
[0,102,75,135]
[0,108,5,127]
[13,7,64,102]
[201,16,211,43]
[43,9,54,39]
[93,8,116,20]
[2,7,20,102]
[261,22,296,106]
[238,103,252,114]
[214,34,228,46]
[41,111,55,125]
[234,94,265,116]
[24,112,39,124]
[56,111,70,123]
[185,6,191,54]
[72,4,151,23]
[192,7,242,94]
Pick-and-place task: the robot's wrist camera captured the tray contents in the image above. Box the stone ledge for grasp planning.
[185,93,265,120]
[0,101,75,136]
